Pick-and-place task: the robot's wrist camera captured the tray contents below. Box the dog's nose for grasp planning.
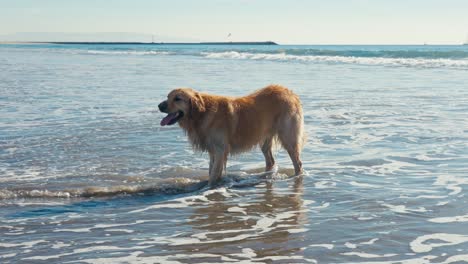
[158,101,168,112]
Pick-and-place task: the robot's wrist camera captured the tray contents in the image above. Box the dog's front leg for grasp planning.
[208,151,214,176]
[208,145,229,186]
[209,149,224,186]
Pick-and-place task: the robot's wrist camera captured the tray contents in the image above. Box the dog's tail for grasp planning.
[299,110,307,150]
[271,135,282,153]
[274,109,306,152]
[272,135,307,152]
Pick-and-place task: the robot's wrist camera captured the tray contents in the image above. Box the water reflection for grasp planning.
[163,175,308,261]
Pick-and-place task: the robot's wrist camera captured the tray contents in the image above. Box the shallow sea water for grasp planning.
[1,44,468,263]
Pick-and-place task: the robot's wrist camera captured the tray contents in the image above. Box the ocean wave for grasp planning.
[201,51,468,68]
[279,48,468,59]
[0,168,293,200]
[0,177,206,200]
[26,45,468,68]
[86,50,172,55]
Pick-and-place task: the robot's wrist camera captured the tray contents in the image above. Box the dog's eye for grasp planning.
[174,96,182,102]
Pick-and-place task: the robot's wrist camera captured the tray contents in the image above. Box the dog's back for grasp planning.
[230,85,304,162]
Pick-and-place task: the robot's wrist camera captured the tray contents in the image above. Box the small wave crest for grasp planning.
[201,51,468,69]
[0,168,296,200]
[86,50,172,55]
[66,47,468,68]
[0,177,206,200]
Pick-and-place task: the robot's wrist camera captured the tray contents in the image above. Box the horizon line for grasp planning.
[1,41,467,46]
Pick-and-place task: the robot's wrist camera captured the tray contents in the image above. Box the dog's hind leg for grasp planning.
[261,136,275,172]
[285,145,303,176]
[278,113,304,176]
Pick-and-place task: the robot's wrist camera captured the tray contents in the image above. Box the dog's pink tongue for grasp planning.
[160,112,177,126]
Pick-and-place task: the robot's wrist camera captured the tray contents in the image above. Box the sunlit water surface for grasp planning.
[1,44,467,263]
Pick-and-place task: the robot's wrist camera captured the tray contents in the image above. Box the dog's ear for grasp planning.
[190,92,206,115]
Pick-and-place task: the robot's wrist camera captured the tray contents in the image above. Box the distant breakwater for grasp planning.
[23,41,278,45]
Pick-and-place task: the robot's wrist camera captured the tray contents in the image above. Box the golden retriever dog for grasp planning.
[158,84,304,185]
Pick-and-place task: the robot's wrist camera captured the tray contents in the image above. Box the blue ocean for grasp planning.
[1,43,468,263]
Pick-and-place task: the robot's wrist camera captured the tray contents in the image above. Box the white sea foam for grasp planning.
[441,254,468,264]
[22,245,152,261]
[53,221,142,234]
[0,167,44,183]
[128,188,236,214]
[23,254,71,261]
[73,245,151,254]
[345,242,357,249]
[53,227,92,233]
[310,202,330,210]
[51,241,71,249]
[314,181,336,188]
[87,50,172,56]
[349,181,378,188]
[0,253,17,259]
[357,255,438,264]
[202,51,468,69]
[104,228,134,233]
[428,214,468,223]
[344,238,380,250]
[229,247,257,259]
[75,250,305,264]
[381,203,427,214]
[410,233,468,253]
[360,238,379,245]
[227,206,247,215]
[201,187,232,197]
[254,255,317,263]
[129,202,189,213]
[434,174,467,195]
[137,209,303,247]
[254,216,276,230]
[140,229,253,246]
[287,228,309,234]
[341,251,398,258]
[415,154,454,161]
[413,195,448,199]
[0,239,47,248]
[309,244,334,250]
[93,223,133,229]
[64,251,146,264]
[303,199,316,206]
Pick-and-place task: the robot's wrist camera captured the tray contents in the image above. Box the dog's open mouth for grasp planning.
[160,111,184,126]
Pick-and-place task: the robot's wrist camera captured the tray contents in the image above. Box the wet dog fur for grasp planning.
[159,84,304,185]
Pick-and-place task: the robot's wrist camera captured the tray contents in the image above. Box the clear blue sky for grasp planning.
[1,0,468,44]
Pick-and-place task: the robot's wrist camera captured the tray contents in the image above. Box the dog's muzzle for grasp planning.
[158,101,168,113]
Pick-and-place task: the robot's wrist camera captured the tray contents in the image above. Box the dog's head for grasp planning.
[159,88,205,126]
